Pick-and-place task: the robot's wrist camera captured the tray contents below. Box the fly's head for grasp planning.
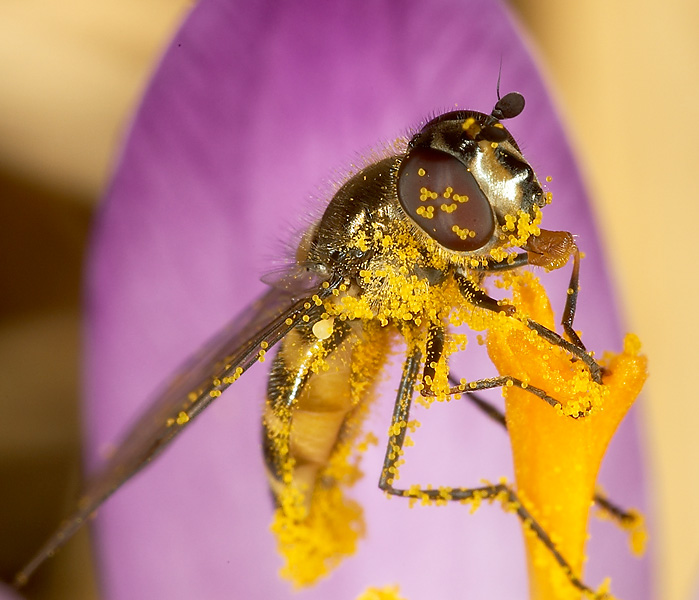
[397,92,548,267]
[304,93,552,326]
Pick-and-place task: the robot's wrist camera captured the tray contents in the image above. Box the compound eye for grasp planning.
[397,148,495,252]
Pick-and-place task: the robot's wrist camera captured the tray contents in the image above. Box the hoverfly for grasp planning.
[15,91,633,595]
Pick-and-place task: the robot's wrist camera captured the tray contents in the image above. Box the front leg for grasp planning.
[456,262,602,384]
[420,322,590,417]
[471,228,586,350]
[523,229,583,350]
[446,373,644,532]
[378,350,608,599]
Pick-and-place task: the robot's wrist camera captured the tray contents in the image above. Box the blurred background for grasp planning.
[1,1,697,598]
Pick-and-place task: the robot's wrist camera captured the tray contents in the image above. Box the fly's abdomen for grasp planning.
[262,317,388,515]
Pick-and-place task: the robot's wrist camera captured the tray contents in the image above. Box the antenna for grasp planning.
[496,56,503,101]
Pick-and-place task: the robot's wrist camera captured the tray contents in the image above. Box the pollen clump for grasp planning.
[269,322,390,588]
[271,481,364,588]
[355,585,408,600]
[486,272,647,600]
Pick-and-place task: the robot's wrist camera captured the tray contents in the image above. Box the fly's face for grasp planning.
[303,94,552,326]
[397,92,546,260]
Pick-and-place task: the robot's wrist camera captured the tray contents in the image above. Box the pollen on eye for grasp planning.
[416,205,435,219]
[451,224,476,239]
[417,167,426,176]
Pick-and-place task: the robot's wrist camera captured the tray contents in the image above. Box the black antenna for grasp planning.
[490,61,525,122]
[496,56,503,101]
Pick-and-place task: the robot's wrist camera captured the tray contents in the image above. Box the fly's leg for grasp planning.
[447,374,643,531]
[426,325,637,529]
[378,349,606,598]
[422,323,584,416]
[560,242,583,349]
[456,272,602,384]
[468,228,594,367]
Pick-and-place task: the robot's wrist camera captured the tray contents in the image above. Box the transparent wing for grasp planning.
[15,276,340,586]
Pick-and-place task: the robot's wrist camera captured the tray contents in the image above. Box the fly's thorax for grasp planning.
[304,156,403,278]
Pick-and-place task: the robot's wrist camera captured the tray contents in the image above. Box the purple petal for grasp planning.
[0,584,22,600]
[86,0,651,598]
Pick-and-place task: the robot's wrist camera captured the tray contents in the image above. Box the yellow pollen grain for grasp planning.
[462,117,476,130]
[417,167,426,176]
[176,411,189,425]
[451,224,472,240]
[416,206,435,220]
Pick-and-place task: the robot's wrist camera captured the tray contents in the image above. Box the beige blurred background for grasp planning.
[0,1,696,599]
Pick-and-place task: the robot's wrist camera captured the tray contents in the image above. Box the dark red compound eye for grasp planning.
[397,147,495,252]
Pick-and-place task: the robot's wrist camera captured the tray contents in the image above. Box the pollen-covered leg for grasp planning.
[378,351,610,599]
[457,240,602,383]
[523,230,584,350]
[422,374,582,415]
[449,377,645,543]
[420,321,588,417]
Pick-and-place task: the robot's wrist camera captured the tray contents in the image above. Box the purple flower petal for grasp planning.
[0,584,22,600]
[86,0,651,598]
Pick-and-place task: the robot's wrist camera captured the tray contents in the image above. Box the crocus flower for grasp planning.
[84,0,652,598]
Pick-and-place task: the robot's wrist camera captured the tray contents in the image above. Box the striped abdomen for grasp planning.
[262,317,388,514]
